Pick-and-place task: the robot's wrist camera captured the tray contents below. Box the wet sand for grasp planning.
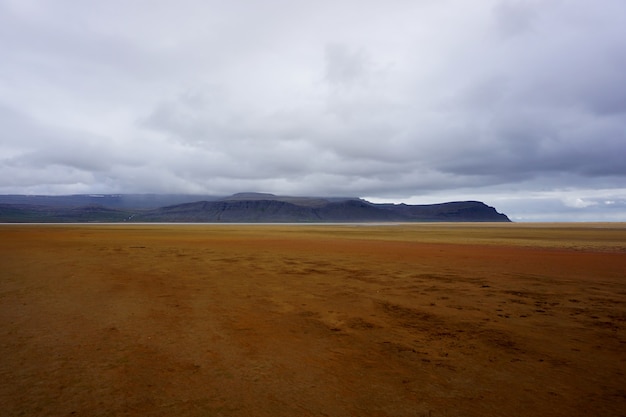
[1,223,625,416]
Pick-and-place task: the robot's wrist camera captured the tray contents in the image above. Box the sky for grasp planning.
[1,0,625,221]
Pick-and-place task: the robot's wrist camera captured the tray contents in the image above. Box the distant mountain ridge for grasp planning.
[0,193,511,223]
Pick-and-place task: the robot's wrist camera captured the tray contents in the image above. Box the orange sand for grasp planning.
[1,223,625,416]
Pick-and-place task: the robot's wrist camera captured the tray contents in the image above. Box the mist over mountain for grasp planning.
[0,193,510,223]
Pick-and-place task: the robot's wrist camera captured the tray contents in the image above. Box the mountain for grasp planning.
[0,194,221,209]
[0,193,511,223]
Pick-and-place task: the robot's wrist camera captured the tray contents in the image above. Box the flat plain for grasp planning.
[1,223,625,417]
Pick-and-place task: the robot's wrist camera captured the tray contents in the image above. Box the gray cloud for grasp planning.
[1,0,625,220]
[493,0,538,38]
[324,44,373,89]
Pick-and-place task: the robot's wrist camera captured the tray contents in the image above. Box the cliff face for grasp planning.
[135,197,510,223]
[385,201,511,222]
[0,194,511,223]
[142,200,320,222]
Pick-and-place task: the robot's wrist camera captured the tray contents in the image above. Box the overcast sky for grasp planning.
[1,0,625,221]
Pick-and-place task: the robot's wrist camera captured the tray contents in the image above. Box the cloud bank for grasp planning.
[1,0,625,220]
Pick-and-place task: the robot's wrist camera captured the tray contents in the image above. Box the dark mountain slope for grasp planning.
[0,194,221,209]
[0,194,511,223]
[0,204,134,223]
[382,201,511,222]
[136,200,320,222]
[133,197,510,223]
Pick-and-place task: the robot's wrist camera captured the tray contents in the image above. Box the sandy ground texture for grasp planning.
[1,223,625,417]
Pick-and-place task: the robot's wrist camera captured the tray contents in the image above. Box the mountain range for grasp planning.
[0,193,511,223]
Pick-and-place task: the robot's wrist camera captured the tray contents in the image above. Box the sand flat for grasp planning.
[1,223,625,416]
